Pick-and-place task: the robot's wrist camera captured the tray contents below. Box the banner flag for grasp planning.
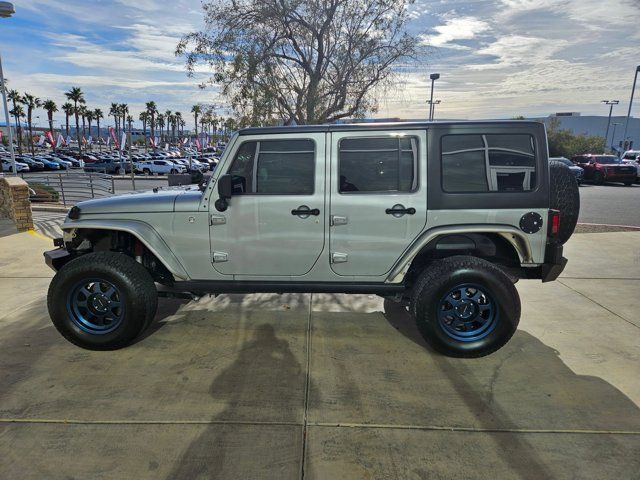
[195,138,201,151]
[109,127,119,149]
[87,135,93,145]
[45,131,55,146]
[120,132,127,151]
[164,143,169,151]
[66,135,72,145]
[56,134,65,148]
[37,135,46,146]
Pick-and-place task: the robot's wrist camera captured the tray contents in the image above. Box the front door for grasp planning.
[329,129,428,276]
[210,133,326,277]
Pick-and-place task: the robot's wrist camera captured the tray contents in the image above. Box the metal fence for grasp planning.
[21,172,115,207]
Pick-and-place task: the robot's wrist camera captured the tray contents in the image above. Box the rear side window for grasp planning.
[441,134,536,193]
[227,139,315,195]
[338,136,418,193]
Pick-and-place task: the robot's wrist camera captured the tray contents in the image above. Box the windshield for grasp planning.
[595,156,621,164]
[555,158,573,166]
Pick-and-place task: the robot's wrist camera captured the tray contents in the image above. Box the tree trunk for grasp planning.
[75,101,82,155]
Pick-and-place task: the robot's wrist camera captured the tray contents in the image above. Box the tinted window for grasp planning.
[227,139,315,195]
[338,136,418,193]
[442,134,536,193]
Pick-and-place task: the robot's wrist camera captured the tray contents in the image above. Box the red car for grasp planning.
[571,154,636,186]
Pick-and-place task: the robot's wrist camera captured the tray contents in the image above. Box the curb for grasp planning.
[31,205,68,213]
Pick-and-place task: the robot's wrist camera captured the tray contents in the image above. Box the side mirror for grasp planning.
[215,174,233,212]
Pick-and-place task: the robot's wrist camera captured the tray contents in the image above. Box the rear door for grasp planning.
[329,129,427,276]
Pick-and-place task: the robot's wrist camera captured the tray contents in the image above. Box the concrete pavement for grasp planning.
[0,231,639,479]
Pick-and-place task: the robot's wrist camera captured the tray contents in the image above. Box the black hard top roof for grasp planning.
[238,120,543,136]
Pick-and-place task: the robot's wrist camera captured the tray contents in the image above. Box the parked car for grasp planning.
[15,156,45,171]
[620,150,640,181]
[83,158,131,174]
[137,160,186,175]
[29,156,61,170]
[550,157,583,184]
[45,121,578,357]
[571,154,636,185]
[1,158,29,172]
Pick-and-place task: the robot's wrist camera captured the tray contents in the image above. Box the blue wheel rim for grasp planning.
[437,283,498,342]
[67,278,125,335]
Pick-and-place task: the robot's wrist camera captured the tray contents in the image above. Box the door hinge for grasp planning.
[331,252,348,264]
[331,215,348,226]
[210,214,226,225]
[212,251,228,263]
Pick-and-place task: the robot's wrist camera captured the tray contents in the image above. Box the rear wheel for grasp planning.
[143,168,151,175]
[410,256,520,358]
[47,252,158,350]
[624,181,633,186]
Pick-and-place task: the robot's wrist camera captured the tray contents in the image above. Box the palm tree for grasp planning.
[109,103,119,136]
[86,110,94,149]
[8,90,23,152]
[9,104,24,154]
[119,104,128,133]
[179,117,186,138]
[191,105,201,139]
[65,87,85,154]
[145,101,157,149]
[139,111,149,151]
[22,93,42,154]
[42,99,58,150]
[164,110,172,141]
[62,102,74,138]
[174,111,182,141]
[156,113,165,147]
[78,105,88,139]
[94,108,103,148]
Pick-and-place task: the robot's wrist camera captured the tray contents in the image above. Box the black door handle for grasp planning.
[386,207,416,215]
[291,206,320,216]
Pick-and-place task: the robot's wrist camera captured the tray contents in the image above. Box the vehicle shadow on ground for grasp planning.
[375,299,640,478]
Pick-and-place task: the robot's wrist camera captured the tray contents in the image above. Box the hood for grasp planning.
[74,188,194,215]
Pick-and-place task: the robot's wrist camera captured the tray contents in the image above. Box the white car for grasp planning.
[1,158,29,173]
[621,150,640,180]
[136,160,186,175]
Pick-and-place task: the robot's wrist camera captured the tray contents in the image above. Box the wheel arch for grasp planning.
[62,220,190,281]
[386,225,533,284]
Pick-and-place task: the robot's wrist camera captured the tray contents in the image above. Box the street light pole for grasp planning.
[601,100,619,152]
[427,100,441,120]
[621,65,640,151]
[611,122,622,150]
[0,2,16,175]
[428,73,440,121]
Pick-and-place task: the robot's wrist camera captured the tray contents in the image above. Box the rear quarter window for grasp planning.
[441,134,536,193]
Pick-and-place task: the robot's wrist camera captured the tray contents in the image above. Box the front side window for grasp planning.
[227,139,315,195]
[338,136,418,193]
[441,134,536,193]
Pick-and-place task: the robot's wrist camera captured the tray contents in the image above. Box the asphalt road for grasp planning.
[577,183,640,226]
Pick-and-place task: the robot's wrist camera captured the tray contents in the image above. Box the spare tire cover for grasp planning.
[549,160,580,244]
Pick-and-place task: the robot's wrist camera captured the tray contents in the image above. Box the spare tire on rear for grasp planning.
[549,160,580,244]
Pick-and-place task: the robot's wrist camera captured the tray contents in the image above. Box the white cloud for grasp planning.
[421,16,490,49]
[470,35,569,70]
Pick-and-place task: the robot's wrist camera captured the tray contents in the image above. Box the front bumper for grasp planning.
[44,247,73,272]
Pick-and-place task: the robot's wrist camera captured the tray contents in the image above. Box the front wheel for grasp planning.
[593,171,604,185]
[47,251,158,350]
[410,256,520,358]
[624,181,633,186]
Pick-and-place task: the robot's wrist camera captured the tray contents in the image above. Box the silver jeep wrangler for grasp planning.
[44,121,579,357]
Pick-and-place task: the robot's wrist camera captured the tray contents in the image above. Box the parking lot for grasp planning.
[1,224,639,478]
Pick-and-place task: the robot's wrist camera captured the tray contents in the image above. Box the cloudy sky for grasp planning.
[1,0,639,128]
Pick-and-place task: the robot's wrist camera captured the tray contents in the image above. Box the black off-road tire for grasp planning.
[549,160,580,244]
[47,252,158,350]
[410,256,521,358]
